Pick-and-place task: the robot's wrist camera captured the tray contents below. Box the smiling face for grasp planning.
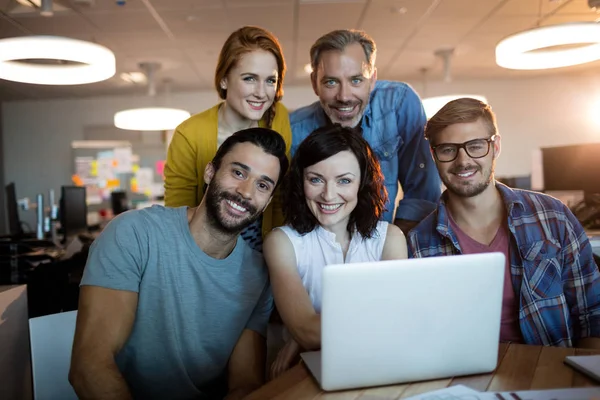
[303,150,361,233]
[204,141,280,234]
[221,49,278,122]
[433,118,500,198]
[311,43,376,128]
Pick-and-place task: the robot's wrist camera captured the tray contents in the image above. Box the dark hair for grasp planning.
[214,26,286,128]
[283,125,387,238]
[210,128,289,189]
[425,97,498,144]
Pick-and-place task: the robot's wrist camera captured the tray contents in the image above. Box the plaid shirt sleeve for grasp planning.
[561,204,600,340]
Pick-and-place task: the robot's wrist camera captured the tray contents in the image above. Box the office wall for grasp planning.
[2,75,600,227]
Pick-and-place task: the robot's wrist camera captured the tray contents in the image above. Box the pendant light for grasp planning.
[496,22,600,70]
[0,0,115,85]
[114,63,191,131]
[420,50,488,119]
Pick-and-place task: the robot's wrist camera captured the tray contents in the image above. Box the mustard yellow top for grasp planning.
[164,102,292,238]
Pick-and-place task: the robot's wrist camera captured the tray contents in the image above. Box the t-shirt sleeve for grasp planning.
[245,282,274,338]
[81,211,148,293]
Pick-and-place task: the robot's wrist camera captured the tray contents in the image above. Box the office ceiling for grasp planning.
[0,0,599,101]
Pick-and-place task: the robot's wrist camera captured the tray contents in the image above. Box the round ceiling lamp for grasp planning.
[114,62,191,131]
[422,95,489,119]
[496,22,600,70]
[114,108,191,131]
[0,36,116,85]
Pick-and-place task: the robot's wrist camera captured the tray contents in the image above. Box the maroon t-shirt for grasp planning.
[448,215,523,343]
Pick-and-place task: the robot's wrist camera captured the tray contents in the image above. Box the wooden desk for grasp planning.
[246,344,600,399]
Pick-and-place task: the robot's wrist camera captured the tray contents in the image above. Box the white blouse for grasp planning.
[277,221,388,313]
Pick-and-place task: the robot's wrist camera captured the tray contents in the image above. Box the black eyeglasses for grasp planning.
[431,135,498,163]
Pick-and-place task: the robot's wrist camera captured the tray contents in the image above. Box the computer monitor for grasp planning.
[5,182,24,237]
[110,191,128,215]
[542,143,600,194]
[60,186,87,242]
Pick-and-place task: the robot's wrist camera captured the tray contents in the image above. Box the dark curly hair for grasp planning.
[282,125,387,238]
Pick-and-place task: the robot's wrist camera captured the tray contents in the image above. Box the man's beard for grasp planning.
[441,160,495,198]
[205,181,262,235]
[321,100,365,128]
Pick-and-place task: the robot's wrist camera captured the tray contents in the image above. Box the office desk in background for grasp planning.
[247,343,600,400]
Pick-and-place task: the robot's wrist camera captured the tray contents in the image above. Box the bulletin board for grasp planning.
[71,140,165,206]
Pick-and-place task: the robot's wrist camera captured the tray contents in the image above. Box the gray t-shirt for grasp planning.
[81,205,272,399]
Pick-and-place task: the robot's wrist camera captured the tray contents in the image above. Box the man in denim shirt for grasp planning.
[290,29,441,233]
[408,98,600,348]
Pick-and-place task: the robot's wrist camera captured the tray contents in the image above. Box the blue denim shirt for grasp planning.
[408,182,600,346]
[289,80,441,223]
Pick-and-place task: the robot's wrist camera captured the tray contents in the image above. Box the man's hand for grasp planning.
[270,338,302,380]
[394,219,419,236]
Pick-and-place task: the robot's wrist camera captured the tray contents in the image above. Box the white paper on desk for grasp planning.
[493,387,600,400]
[404,385,484,400]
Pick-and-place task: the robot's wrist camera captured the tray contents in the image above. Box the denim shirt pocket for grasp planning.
[520,240,563,299]
[374,135,402,160]
[373,135,403,187]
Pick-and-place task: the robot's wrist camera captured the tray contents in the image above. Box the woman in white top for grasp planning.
[263,125,408,378]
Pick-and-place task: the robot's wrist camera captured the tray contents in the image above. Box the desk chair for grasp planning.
[29,310,78,400]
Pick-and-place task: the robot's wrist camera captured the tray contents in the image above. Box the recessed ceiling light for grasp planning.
[120,71,147,84]
[391,6,407,14]
[16,0,41,7]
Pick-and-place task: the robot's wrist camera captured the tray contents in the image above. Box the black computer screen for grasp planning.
[60,186,87,237]
[5,182,23,237]
[542,143,600,193]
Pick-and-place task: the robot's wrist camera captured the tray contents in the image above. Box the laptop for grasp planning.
[301,252,505,391]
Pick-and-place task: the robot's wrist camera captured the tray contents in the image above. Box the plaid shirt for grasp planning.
[408,182,600,346]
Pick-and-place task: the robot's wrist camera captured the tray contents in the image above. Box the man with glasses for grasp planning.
[408,97,600,348]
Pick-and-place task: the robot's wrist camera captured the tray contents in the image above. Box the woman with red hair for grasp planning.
[165,26,291,251]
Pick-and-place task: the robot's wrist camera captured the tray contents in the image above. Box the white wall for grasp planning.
[2,75,600,225]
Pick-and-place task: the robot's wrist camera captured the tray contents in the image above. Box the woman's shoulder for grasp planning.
[271,225,304,240]
[362,221,402,244]
[271,103,292,141]
[273,101,289,115]
[175,103,220,141]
